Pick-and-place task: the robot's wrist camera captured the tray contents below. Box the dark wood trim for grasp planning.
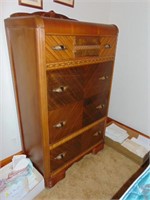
[107,117,149,139]
[0,151,24,168]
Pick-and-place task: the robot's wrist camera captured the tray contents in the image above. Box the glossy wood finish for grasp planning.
[47,67,83,110]
[81,121,105,152]
[50,120,105,172]
[83,94,109,126]
[48,102,83,144]
[84,62,113,98]
[50,136,81,171]
[5,12,118,187]
[75,36,100,57]
[45,35,74,62]
[4,26,47,175]
[49,118,106,151]
[100,36,117,57]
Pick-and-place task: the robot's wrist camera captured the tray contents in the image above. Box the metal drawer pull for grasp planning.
[104,44,111,49]
[54,152,66,160]
[96,104,105,110]
[93,130,102,136]
[99,75,109,80]
[52,86,68,93]
[52,45,67,51]
[53,121,66,128]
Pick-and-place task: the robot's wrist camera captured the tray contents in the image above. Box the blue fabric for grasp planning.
[120,165,150,200]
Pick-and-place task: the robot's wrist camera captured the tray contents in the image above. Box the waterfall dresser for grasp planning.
[5,11,118,187]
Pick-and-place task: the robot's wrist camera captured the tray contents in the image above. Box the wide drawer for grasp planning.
[47,67,83,110]
[45,35,74,63]
[84,61,113,98]
[81,121,105,152]
[100,36,117,57]
[48,102,83,144]
[50,136,81,172]
[50,121,105,172]
[83,94,109,126]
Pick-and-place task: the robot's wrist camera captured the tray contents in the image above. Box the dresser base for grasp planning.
[47,142,104,188]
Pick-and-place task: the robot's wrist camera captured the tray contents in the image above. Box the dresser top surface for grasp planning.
[5,11,119,36]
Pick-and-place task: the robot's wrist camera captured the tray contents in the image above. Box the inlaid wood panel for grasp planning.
[81,121,105,152]
[83,94,109,126]
[75,36,100,46]
[46,56,114,70]
[100,36,117,57]
[48,102,83,144]
[74,36,100,57]
[50,136,81,172]
[45,35,74,63]
[84,61,113,98]
[47,68,83,110]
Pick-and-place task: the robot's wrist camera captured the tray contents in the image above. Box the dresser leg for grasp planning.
[92,142,104,154]
[46,170,66,188]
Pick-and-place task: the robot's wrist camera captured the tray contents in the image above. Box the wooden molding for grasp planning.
[0,151,24,168]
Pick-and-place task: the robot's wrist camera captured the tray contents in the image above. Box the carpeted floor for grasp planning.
[34,145,140,200]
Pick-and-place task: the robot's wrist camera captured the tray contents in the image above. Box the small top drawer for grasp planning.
[74,36,100,57]
[100,36,117,57]
[45,35,74,63]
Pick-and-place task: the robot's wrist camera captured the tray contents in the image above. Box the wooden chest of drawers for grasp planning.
[5,11,118,187]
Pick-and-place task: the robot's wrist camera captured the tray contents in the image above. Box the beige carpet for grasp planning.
[34,145,140,200]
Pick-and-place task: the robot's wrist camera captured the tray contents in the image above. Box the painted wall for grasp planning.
[0,0,149,160]
[108,0,150,136]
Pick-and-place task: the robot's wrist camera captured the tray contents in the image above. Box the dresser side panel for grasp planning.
[5,24,46,175]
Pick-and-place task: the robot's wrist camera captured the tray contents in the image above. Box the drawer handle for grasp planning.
[52,86,68,93]
[104,44,111,49]
[96,104,105,110]
[93,130,102,136]
[99,75,109,80]
[53,121,66,128]
[52,45,67,51]
[54,152,66,160]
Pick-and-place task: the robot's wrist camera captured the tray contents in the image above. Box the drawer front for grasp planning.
[48,102,83,144]
[47,68,83,110]
[100,36,117,57]
[75,36,100,46]
[84,61,113,98]
[50,136,81,172]
[45,35,74,63]
[74,36,100,57]
[81,121,105,152]
[83,94,109,126]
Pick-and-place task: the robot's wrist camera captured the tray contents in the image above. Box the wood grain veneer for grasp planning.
[5,11,118,187]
